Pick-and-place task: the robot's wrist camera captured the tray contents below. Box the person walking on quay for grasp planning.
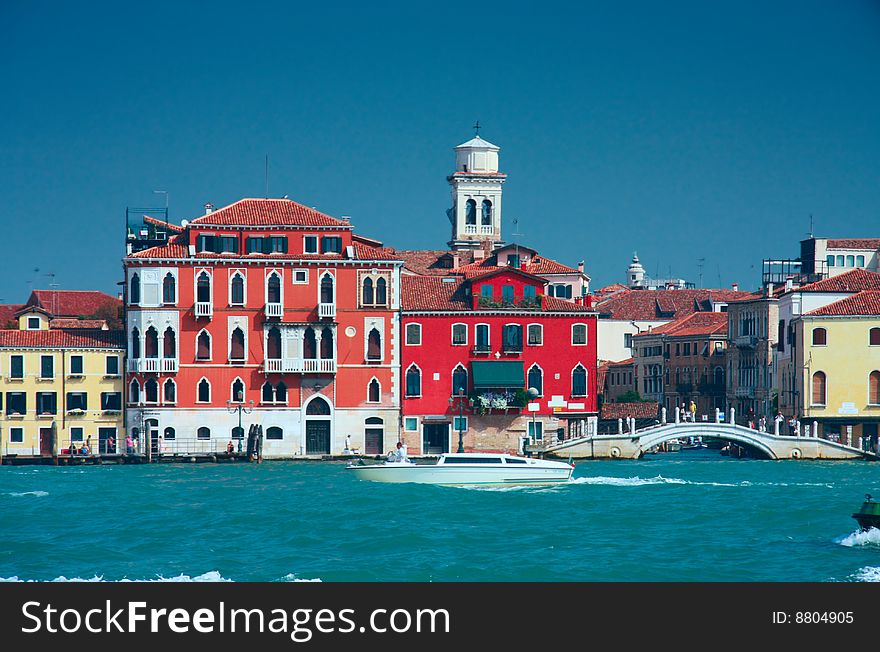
[688,400,697,423]
[86,435,92,455]
[758,415,766,432]
[106,435,115,454]
[125,434,134,455]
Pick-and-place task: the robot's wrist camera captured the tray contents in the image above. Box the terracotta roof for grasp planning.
[601,402,660,420]
[455,253,580,277]
[596,288,749,321]
[28,290,121,319]
[0,329,125,349]
[794,268,880,293]
[143,215,184,233]
[0,304,24,327]
[806,291,880,316]
[401,276,468,310]
[635,312,728,338]
[395,250,475,276]
[827,238,880,250]
[607,357,634,368]
[49,319,108,330]
[130,238,189,259]
[543,296,595,312]
[594,284,630,298]
[352,242,400,261]
[190,198,350,228]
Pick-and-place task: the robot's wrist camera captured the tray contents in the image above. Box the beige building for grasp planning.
[725,291,779,422]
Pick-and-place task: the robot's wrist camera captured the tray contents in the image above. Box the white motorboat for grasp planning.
[347,453,575,485]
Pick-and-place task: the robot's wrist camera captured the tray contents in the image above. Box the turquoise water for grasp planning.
[1,451,878,582]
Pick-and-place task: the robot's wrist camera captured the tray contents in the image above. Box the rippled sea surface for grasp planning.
[1,450,878,582]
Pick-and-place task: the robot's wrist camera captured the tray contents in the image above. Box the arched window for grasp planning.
[163,379,176,403]
[196,271,211,303]
[145,378,159,404]
[481,199,492,225]
[362,277,374,305]
[197,427,211,440]
[306,396,331,415]
[163,427,175,440]
[231,378,245,403]
[405,365,421,397]
[266,326,281,359]
[162,273,176,304]
[267,272,281,303]
[528,364,543,396]
[129,379,140,404]
[131,327,141,359]
[368,378,380,403]
[275,381,287,403]
[405,323,422,346]
[465,199,477,225]
[320,327,334,359]
[230,272,245,305]
[871,328,880,346]
[812,371,826,406]
[870,371,880,406]
[230,327,246,361]
[266,426,283,440]
[196,330,211,360]
[303,327,317,359]
[367,328,381,361]
[130,273,141,305]
[145,327,159,358]
[197,378,211,403]
[452,364,468,395]
[714,366,724,387]
[262,381,274,403]
[376,277,387,305]
[572,365,587,397]
[812,327,827,346]
[163,327,176,358]
[320,274,334,304]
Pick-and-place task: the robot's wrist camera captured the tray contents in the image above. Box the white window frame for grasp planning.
[453,416,468,433]
[404,417,418,431]
[70,426,84,442]
[405,323,422,346]
[451,322,468,346]
[195,328,212,361]
[194,268,213,305]
[571,363,588,397]
[367,377,382,403]
[228,321,248,363]
[27,316,41,330]
[230,376,246,403]
[163,378,177,404]
[228,270,247,306]
[9,354,24,380]
[144,378,160,405]
[405,363,422,398]
[474,323,491,350]
[197,377,212,404]
[265,268,283,306]
[527,323,543,346]
[528,420,543,441]
[318,271,335,306]
[527,363,544,396]
[69,355,84,376]
[303,235,318,254]
[105,354,120,377]
[572,323,588,346]
[292,269,309,285]
[128,379,140,404]
[40,354,55,380]
[162,270,178,305]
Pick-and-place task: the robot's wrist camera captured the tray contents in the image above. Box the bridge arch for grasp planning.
[635,424,778,460]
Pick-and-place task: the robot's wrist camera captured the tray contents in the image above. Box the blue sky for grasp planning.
[2,1,879,301]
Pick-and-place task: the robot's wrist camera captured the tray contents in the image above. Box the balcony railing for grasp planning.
[464,225,477,234]
[265,358,336,374]
[480,225,494,235]
[319,303,335,319]
[265,302,283,319]
[472,344,491,355]
[128,358,178,373]
[195,301,212,318]
[162,358,178,373]
[502,342,523,354]
[735,387,756,398]
[735,335,758,348]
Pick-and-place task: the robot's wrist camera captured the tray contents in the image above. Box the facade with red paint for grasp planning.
[124,198,403,457]
[399,269,598,455]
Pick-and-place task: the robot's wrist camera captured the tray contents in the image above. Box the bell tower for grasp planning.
[447,127,506,251]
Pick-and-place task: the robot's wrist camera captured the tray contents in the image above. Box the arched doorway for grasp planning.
[145,418,159,457]
[304,395,332,455]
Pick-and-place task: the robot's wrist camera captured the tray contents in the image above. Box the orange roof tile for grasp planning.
[827,239,880,250]
[0,304,24,327]
[190,198,350,228]
[806,290,880,316]
[28,290,120,319]
[596,288,749,321]
[635,312,728,338]
[49,319,108,330]
[0,329,125,349]
[794,268,880,293]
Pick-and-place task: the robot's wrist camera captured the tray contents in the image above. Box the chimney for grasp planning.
[732,283,739,292]
[452,253,460,269]
[785,278,793,292]
[578,261,584,274]
[204,203,214,215]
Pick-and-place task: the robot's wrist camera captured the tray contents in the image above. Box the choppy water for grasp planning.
[1,450,878,582]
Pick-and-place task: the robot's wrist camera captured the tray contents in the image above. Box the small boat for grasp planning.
[852,494,880,531]
[347,452,575,485]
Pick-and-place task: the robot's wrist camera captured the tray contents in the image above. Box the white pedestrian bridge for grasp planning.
[541,421,877,461]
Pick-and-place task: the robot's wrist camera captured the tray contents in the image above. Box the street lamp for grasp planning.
[448,387,473,454]
[226,392,254,453]
[527,387,540,453]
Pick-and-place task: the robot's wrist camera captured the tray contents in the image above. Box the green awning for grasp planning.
[471,361,525,389]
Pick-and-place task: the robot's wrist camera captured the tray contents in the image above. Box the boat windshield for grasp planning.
[504,458,527,464]
[442,456,503,465]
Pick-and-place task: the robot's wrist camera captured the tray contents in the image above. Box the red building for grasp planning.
[124,198,403,457]
[399,267,598,455]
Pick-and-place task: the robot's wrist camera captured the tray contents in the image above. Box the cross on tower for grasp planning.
[472,121,481,137]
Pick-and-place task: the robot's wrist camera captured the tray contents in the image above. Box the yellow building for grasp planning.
[0,306,125,458]
[792,290,880,451]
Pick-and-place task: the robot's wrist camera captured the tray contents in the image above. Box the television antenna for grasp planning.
[511,217,525,268]
[697,257,706,288]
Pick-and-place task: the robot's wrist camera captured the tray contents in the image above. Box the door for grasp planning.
[98,428,116,454]
[39,428,53,456]
[423,423,450,455]
[365,428,384,455]
[146,419,159,457]
[306,421,331,455]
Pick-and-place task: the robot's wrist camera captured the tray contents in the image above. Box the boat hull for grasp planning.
[348,462,573,485]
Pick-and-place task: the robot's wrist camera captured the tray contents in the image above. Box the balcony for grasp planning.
[162,359,178,373]
[265,302,283,319]
[265,358,336,374]
[735,387,755,398]
[128,358,177,373]
[502,344,523,355]
[319,303,335,319]
[480,225,494,235]
[735,335,758,349]
[472,344,492,355]
[464,225,477,235]
[195,301,212,319]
